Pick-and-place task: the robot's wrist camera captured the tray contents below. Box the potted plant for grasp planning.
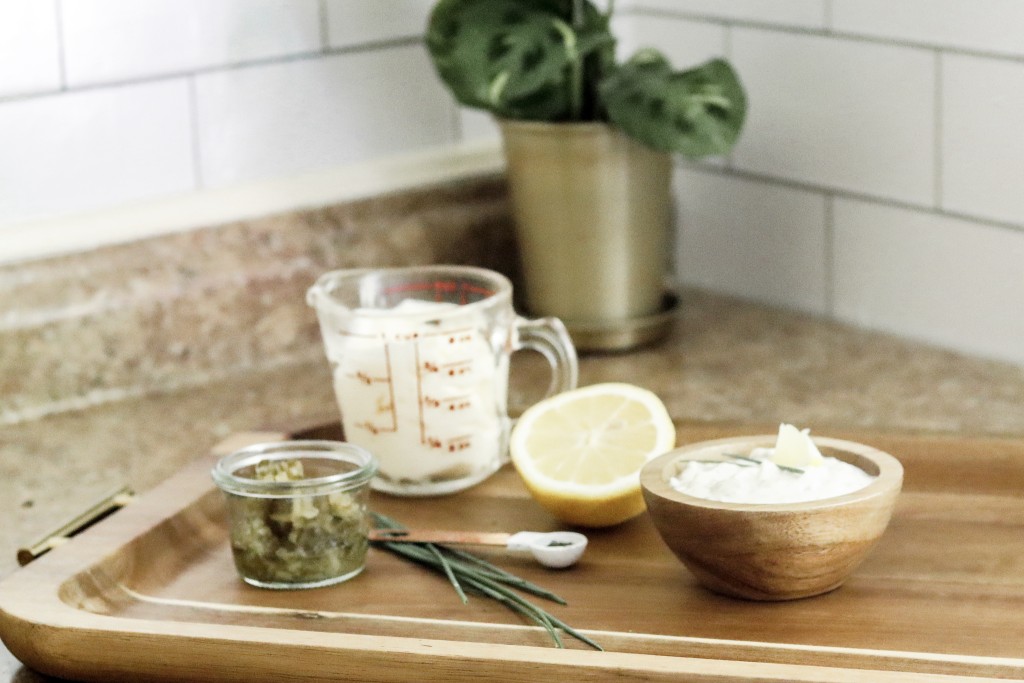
[426,0,746,350]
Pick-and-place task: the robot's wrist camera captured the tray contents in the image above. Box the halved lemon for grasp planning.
[509,383,676,528]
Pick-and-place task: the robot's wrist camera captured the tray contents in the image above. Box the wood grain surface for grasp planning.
[640,436,904,600]
[0,422,1022,682]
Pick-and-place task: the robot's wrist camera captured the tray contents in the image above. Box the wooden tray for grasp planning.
[2,422,1024,682]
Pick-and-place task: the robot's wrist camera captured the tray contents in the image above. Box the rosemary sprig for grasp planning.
[427,542,468,603]
[369,512,601,651]
[443,545,567,604]
[723,453,761,465]
[716,453,807,474]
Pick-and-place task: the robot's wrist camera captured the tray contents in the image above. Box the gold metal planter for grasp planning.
[499,120,675,351]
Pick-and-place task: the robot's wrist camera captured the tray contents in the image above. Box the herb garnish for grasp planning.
[695,453,807,474]
[370,512,601,651]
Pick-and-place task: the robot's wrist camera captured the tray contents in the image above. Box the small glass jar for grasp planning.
[211,440,377,589]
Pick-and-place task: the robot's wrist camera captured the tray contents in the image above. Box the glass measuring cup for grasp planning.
[306,265,578,496]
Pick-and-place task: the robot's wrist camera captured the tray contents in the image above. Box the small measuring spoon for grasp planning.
[368,529,588,568]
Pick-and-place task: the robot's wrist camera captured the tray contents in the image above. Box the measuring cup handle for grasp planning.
[512,316,579,399]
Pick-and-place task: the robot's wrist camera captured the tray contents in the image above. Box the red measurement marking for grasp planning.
[349,371,383,386]
[423,359,472,375]
[355,421,396,435]
[382,281,494,304]
[441,360,472,377]
[379,281,459,305]
[382,282,446,294]
[383,343,397,432]
[435,280,456,302]
[461,284,494,297]
[414,341,426,445]
[422,395,471,411]
[447,435,472,452]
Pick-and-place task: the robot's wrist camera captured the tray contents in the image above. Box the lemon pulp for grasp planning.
[510,383,676,527]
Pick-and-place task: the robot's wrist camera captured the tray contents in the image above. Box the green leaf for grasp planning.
[426,0,611,121]
[599,51,747,157]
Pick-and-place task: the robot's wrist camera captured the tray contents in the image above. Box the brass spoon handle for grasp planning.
[368,529,513,546]
[17,485,136,566]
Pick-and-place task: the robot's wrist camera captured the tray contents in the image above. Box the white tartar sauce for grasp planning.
[669,450,875,504]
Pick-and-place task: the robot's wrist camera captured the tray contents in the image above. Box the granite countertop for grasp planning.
[3,289,1024,681]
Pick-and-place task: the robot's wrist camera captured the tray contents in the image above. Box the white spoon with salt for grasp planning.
[368,529,588,569]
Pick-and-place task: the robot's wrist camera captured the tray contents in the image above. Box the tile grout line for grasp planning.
[53,0,68,90]
[0,37,425,106]
[4,9,1021,244]
[629,5,1024,64]
[5,9,1024,105]
[187,77,204,191]
[676,160,1024,236]
[723,23,735,170]
[450,103,465,143]
[823,193,835,316]
[933,50,944,210]
[317,0,330,52]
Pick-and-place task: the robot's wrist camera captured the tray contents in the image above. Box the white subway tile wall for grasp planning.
[0,80,195,226]
[833,200,1024,363]
[614,14,727,65]
[459,108,501,144]
[730,30,936,205]
[631,0,1024,365]
[0,1,62,98]
[195,45,453,187]
[629,0,826,30]
[675,168,829,315]
[0,0,457,230]
[61,0,323,86]
[325,0,431,47]
[941,54,1024,226]
[1,2,1023,364]
[831,0,1024,58]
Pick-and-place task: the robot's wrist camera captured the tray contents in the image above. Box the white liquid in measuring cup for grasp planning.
[321,299,508,493]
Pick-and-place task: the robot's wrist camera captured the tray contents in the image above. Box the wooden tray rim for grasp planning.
[1,430,1023,683]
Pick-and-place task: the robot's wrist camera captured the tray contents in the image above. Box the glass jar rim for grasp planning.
[211,440,377,497]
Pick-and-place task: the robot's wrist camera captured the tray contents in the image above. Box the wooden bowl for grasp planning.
[640,435,903,601]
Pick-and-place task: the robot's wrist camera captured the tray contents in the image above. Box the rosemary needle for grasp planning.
[427,542,468,604]
[444,546,567,604]
[471,575,564,648]
[722,452,760,465]
[720,452,806,474]
[369,512,600,650]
